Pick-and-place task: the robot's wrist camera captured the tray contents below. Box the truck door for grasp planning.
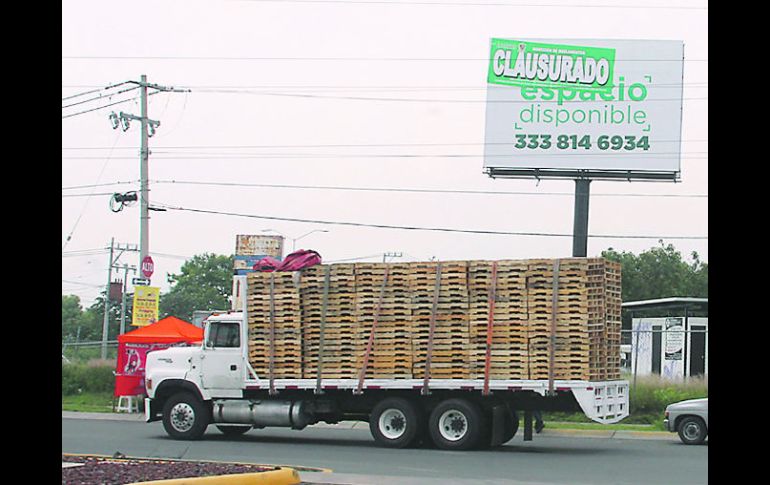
[200,320,244,389]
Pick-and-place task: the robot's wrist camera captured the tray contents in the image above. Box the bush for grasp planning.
[629,375,708,415]
[62,360,116,396]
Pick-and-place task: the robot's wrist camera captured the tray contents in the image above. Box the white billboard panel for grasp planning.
[483,39,684,181]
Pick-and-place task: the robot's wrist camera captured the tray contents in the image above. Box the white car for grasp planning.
[664,398,708,445]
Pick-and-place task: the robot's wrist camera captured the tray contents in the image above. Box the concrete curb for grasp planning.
[125,467,300,485]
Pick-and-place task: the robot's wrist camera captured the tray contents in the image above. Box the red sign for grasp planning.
[141,256,154,278]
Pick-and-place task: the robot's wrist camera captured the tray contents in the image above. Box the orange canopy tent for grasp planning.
[114,316,203,396]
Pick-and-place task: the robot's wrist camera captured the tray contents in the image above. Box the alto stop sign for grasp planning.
[141,256,155,278]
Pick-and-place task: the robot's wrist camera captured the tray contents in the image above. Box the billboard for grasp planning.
[234,234,285,275]
[131,286,160,326]
[483,39,684,181]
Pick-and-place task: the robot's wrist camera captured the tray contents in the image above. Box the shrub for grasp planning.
[627,375,707,423]
[62,360,116,396]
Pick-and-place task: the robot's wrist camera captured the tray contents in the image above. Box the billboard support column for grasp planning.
[572,179,591,257]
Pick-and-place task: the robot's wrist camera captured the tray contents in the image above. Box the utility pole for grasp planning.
[101,238,115,359]
[101,240,139,359]
[119,264,137,336]
[139,74,150,271]
[109,75,189,275]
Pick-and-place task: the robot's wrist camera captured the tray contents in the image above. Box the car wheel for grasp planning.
[677,416,707,445]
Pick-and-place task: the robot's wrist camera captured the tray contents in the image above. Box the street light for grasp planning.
[291,230,329,251]
[260,228,329,253]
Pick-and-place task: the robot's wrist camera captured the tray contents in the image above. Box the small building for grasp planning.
[622,297,708,380]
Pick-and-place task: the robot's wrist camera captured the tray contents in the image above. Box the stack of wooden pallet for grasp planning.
[468,260,529,380]
[355,264,412,379]
[526,259,590,381]
[298,265,358,379]
[585,258,622,381]
[246,272,302,378]
[245,257,622,382]
[410,261,470,380]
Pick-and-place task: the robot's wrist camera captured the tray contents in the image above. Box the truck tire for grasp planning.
[428,399,486,451]
[677,416,707,445]
[482,406,517,449]
[369,397,423,448]
[216,425,251,436]
[502,409,519,443]
[162,392,211,440]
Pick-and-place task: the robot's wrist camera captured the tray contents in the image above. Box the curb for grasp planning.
[125,467,300,485]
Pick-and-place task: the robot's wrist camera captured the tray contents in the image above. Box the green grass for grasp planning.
[62,392,116,413]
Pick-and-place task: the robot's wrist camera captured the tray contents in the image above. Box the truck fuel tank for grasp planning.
[212,399,312,430]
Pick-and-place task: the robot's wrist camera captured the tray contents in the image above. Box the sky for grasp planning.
[62,0,708,308]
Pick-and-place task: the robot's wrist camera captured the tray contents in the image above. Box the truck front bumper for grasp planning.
[145,398,162,423]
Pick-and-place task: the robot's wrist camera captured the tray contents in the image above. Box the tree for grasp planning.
[160,253,234,322]
[62,295,84,341]
[601,241,708,302]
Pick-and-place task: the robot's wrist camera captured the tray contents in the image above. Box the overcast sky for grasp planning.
[62,0,708,308]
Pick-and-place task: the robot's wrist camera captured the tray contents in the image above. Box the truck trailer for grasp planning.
[144,258,629,450]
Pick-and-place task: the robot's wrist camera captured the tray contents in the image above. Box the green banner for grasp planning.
[488,39,616,93]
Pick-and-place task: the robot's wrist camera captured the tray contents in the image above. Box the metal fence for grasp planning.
[62,340,119,362]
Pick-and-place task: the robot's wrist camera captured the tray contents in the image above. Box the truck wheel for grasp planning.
[428,399,486,451]
[216,425,251,436]
[502,409,519,443]
[162,392,211,440]
[677,416,707,445]
[369,397,423,448]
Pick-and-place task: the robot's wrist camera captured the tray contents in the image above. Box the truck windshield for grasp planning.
[206,322,240,348]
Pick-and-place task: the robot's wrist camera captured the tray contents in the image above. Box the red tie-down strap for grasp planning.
[483,261,498,396]
[356,266,390,395]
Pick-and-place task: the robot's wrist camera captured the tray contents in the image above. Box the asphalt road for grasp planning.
[62,414,707,484]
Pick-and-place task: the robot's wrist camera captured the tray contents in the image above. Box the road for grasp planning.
[62,414,707,484]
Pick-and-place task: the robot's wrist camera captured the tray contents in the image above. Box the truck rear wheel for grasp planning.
[428,399,486,451]
[369,397,423,448]
[162,392,211,440]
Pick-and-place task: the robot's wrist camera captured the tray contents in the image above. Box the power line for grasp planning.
[61,91,162,120]
[61,152,709,160]
[61,85,140,109]
[237,0,707,9]
[326,254,387,263]
[62,132,122,250]
[60,139,709,150]
[150,179,707,198]
[61,81,132,102]
[62,192,115,198]
[195,88,706,103]
[62,81,710,89]
[61,180,139,190]
[152,201,708,240]
[62,55,708,62]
